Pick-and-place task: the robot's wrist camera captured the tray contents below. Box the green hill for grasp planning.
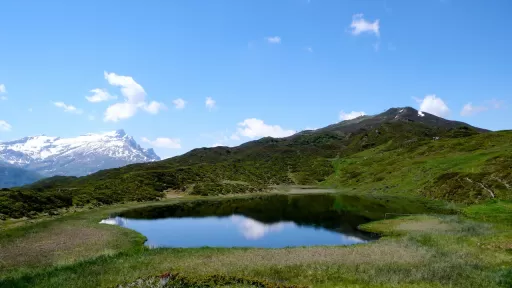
[3,106,510,219]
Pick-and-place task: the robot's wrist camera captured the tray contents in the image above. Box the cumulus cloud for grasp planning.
[172,98,186,109]
[350,14,380,36]
[417,95,450,117]
[205,97,216,110]
[0,120,12,131]
[266,36,281,44]
[460,103,488,116]
[236,118,295,139]
[54,102,83,114]
[86,88,116,103]
[104,72,145,103]
[339,111,366,121]
[143,101,167,114]
[104,102,138,121]
[103,71,165,122]
[142,137,181,149]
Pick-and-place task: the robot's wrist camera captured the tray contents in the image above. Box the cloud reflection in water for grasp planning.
[230,215,294,240]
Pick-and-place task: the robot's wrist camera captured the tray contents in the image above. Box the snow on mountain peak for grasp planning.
[0,130,160,177]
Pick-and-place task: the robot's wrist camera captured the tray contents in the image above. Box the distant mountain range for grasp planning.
[0,129,160,187]
[0,161,42,188]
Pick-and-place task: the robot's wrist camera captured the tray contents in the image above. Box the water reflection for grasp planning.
[101,214,372,248]
[230,215,290,240]
[99,194,395,248]
[99,217,126,226]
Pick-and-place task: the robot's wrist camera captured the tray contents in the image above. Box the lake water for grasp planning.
[101,194,393,248]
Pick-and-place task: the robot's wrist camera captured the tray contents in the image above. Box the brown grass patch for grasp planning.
[395,218,452,233]
[0,222,113,269]
[167,240,430,275]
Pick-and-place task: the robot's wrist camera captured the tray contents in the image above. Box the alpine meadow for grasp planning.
[1,1,512,287]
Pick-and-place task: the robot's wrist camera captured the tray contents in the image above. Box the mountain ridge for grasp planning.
[0,129,160,177]
[4,105,508,219]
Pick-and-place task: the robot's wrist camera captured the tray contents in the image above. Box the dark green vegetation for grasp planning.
[0,162,42,189]
[117,272,308,288]
[3,107,508,219]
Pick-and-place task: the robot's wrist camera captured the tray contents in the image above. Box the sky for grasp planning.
[0,0,510,158]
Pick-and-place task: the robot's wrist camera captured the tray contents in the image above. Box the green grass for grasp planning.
[325,131,512,203]
[1,193,511,287]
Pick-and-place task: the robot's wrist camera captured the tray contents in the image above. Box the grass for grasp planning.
[325,131,512,203]
[1,192,511,287]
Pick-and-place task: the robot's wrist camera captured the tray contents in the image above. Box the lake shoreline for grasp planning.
[1,190,511,287]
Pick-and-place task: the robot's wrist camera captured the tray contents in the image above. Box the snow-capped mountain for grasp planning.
[0,129,160,177]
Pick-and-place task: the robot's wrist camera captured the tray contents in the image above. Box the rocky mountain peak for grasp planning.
[0,130,160,177]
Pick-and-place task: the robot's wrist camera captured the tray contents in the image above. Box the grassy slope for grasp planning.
[325,130,512,203]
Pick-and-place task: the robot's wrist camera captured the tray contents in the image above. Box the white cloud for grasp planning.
[460,103,488,117]
[143,101,167,114]
[0,84,7,100]
[212,143,224,147]
[417,95,450,117]
[205,97,216,110]
[54,102,83,114]
[237,118,295,139]
[230,134,240,141]
[104,102,138,122]
[266,36,281,44]
[104,71,146,103]
[103,71,165,122]
[459,99,504,117]
[141,137,181,149]
[0,120,12,131]
[86,88,116,103]
[350,14,380,36]
[339,111,366,121]
[172,98,186,109]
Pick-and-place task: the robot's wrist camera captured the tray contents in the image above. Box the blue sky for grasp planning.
[0,0,510,158]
